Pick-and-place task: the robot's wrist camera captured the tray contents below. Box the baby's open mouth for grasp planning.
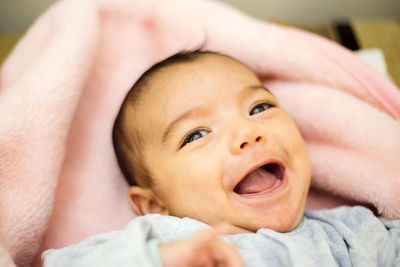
[234,163,285,195]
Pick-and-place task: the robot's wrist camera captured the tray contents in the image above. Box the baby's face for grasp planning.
[133,54,311,233]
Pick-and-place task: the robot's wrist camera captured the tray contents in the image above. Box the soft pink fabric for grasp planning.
[0,0,399,265]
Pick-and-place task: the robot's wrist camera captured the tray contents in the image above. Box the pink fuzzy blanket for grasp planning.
[0,0,399,266]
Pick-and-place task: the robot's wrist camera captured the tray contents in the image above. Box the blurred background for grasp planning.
[0,0,399,85]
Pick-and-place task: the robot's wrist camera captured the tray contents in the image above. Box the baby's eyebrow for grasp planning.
[162,106,208,144]
[247,85,273,95]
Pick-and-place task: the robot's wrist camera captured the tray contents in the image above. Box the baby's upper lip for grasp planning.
[231,158,285,192]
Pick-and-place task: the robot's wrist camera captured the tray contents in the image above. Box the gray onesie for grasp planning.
[42,206,400,267]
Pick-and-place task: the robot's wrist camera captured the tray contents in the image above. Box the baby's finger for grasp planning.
[190,225,232,249]
[212,239,245,267]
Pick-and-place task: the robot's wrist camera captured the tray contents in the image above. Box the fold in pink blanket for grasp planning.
[0,0,399,266]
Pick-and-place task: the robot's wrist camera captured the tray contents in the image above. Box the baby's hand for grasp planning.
[159,225,244,267]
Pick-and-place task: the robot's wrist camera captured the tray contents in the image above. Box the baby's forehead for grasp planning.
[151,52,247,78]
[138,54,260,107]
[129,52,261,120]
[149,54,256,90]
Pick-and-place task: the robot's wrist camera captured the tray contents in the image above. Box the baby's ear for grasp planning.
[128,186,168,216]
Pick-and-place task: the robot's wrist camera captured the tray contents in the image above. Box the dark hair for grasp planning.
[112,50,216,186]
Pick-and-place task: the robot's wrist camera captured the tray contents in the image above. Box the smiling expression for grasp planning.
[129,53,311,233]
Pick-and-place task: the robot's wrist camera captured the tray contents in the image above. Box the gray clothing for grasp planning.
[42,206,400,267]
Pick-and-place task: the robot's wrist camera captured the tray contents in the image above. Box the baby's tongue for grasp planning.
[235,168,276,194]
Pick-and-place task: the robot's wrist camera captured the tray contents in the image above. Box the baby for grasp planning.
[42,52,399,267]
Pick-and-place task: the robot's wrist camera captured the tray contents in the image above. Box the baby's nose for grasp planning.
[229,122,266,155]
[239,135,264,150]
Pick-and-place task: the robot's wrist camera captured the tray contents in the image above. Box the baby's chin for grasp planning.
[211,213,304,234]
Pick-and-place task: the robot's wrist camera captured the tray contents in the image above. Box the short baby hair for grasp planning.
[113,50,216,186]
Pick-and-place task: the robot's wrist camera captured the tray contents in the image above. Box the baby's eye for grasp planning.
[181,129,209,148]
[250,102,274,116]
